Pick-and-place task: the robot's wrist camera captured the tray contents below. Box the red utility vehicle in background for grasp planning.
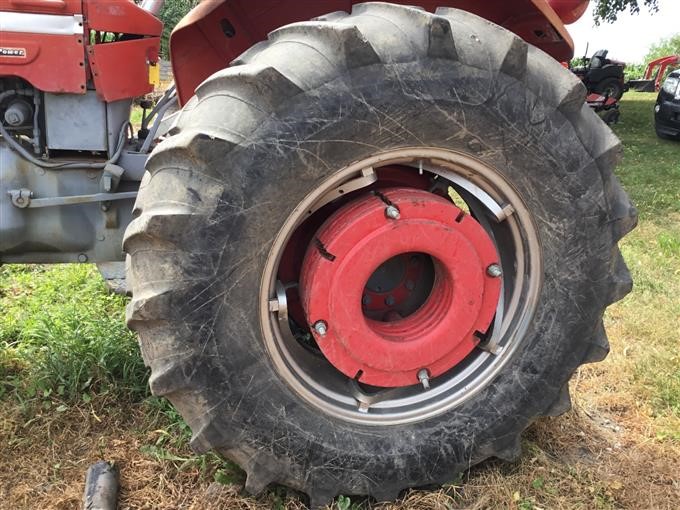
[0,0,636,506]
[630,54,680,92]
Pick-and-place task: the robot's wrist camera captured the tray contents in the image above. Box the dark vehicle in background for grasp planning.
[572,49,627,100]
[655,70,680,139]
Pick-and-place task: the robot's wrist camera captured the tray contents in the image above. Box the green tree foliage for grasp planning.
[645,34,680,61]
[643,34,680,80]
[622,34,679,81]
[593,0,659,24]
[158,0,200,59]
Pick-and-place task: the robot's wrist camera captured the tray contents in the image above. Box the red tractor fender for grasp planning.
[170,0,589,105]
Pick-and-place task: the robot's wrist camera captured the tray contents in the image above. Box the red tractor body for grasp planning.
[0,0,161,101]
[0,0,587,106]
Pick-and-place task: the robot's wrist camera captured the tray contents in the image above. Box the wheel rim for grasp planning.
[260,148,542,425]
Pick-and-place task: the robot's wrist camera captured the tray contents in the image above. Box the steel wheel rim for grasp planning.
[260,148,542,425]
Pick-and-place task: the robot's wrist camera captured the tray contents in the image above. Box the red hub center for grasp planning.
[299,188,502,387]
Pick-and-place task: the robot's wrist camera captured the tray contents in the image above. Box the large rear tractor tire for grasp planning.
[124,4,637,507]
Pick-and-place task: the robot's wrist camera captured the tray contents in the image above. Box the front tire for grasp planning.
[124,4,637,507]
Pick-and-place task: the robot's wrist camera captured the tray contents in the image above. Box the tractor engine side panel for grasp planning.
[84,0,163,102]
[0,11,86,94]
[0,144,134,263]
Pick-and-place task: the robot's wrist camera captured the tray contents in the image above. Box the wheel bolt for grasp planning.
[417,368,430,390]
[385,295,395,306]
[385,205,400,220]
[313,320,328,336]
[362,294,371,306]
[486,264,502,278]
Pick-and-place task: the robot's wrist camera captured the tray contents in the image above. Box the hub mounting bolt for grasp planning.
[313,320,328,337]
[417,368,431,390]
[486,264,502,278]
[385,205,401,220]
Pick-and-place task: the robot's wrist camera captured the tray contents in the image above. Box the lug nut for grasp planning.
[313,320,328,336]
[417,368,430,390]
[486,264,502,278]
[385,295,395,306]
[385,205,400,220]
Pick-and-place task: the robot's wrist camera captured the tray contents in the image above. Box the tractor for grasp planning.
[0,0,637,506]
[629,54,680,92]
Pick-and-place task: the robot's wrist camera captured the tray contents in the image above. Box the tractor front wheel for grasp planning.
[124,4,636,507]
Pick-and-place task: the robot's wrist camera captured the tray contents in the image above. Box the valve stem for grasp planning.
[418,369,430,390]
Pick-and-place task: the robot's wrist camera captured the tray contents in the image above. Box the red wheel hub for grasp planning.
[299,188,502,387]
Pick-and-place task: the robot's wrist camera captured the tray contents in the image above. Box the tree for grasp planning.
[645,34,680,62]
[643,34,680,80]
[593,0,659,24]
[158,0,200,59]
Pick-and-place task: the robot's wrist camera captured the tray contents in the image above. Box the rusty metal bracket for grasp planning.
[7,188,33,208]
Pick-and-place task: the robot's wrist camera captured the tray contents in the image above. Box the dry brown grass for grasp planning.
[1,368,678,510]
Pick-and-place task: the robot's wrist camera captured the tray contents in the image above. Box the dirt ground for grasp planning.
[2,368,678,510]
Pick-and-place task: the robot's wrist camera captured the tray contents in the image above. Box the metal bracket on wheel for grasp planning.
[304,167,378,218]
[348,378,402,413]
[268,280,289,322]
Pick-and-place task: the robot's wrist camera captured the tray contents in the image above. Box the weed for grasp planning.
[0,264,149,409]
[613,92,680,219]
[604,93,680,425]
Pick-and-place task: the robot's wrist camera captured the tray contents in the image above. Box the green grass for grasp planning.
[606,91,680,424]
[613,92,680,220]
[0,264,149,409]
[129,106,143,130]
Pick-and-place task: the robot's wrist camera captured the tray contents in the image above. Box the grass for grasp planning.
[0,265,148,407]
[129,106,144,131]
[0,92,678,509]
[603,92,680,433]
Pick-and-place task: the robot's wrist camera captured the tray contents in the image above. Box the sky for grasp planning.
[568,0,680,64]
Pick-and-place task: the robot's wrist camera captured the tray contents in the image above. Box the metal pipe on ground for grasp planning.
[82,461,119,510]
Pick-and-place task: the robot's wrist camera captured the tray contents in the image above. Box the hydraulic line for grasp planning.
[0,119,129,170]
